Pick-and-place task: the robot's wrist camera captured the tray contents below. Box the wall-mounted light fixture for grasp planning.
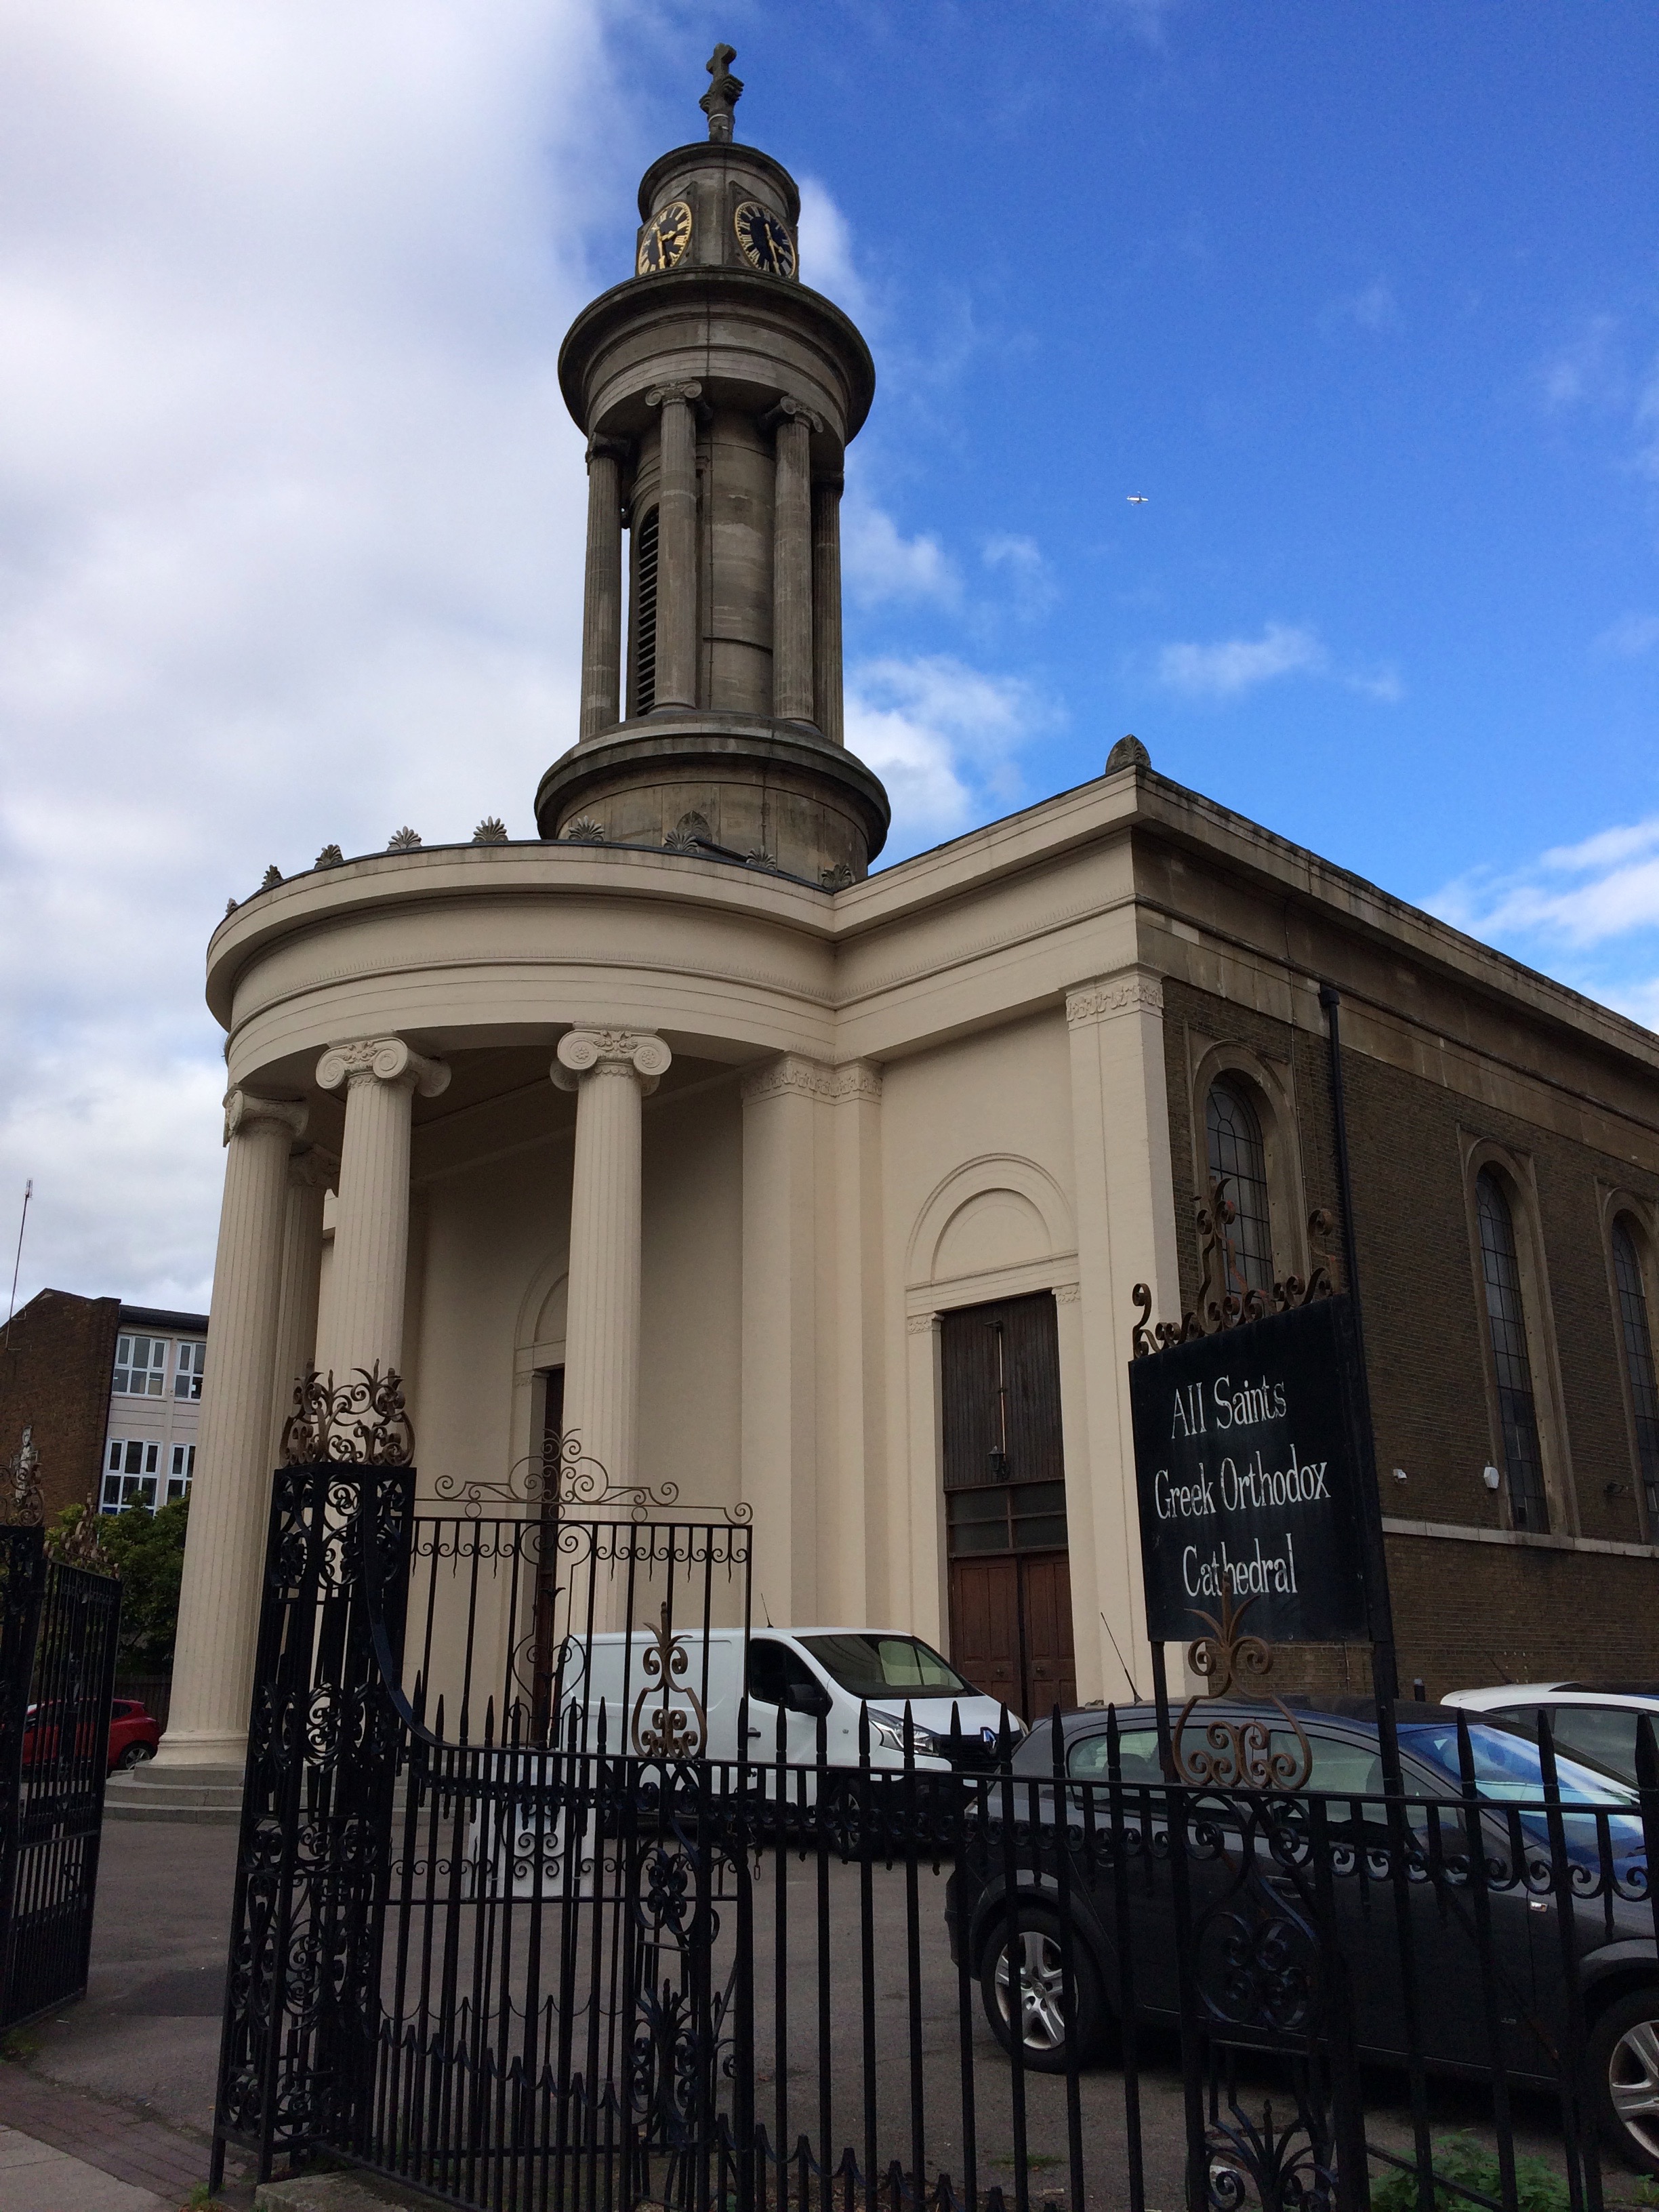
[1392,1467,1408,1484]
[1482,1465,1501,1492]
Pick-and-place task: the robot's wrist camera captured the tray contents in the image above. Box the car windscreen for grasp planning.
[1398,1719,1639,1806]
[798,1633,974,1701]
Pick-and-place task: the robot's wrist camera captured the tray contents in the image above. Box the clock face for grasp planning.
[733,200,796,279]
[636,199,693,276]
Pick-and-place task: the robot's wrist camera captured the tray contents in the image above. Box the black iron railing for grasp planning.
[0,1524,122,2030]
[211,1458,1659,2212]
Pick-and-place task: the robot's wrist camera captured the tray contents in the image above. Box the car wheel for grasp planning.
[979,1904,1108,2073]
[1589,1986,1659,2174]
[115,1743,153,1771]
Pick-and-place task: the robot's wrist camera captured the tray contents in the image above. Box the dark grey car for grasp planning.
[945,1700,1659,2173]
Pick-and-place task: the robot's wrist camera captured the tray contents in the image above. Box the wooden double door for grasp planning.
[941,1294,1076,1721]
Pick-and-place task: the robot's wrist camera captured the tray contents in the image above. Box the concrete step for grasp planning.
[103,1759,243,1824]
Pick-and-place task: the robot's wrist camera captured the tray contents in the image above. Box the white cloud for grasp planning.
[847,655,1052,855]
[1595,613,1659,658]
[1539,314,1621,410]
[842,493,961,608]
[0,0,621,1309]
[796,175,869,323]
[1431,817,1659,951]
[1155,621,1327,700]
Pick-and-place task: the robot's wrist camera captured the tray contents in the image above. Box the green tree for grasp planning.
[49,1498,190,1665]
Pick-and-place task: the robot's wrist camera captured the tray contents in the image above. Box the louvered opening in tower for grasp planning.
[633,506,659,715]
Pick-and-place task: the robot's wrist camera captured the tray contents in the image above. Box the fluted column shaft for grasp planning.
[162,1090,306,1767]
[268,1147,333,1460]
[649,382,701,712]
[771,406,815,724]
[316,1038,449,1383]
[811,472,844,745]
[579,439,626,741]
[552,1028,672,1484]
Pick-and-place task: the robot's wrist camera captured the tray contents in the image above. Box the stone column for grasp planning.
[268,1145,334,1461]
[161,1089,307,1769]
[579,435,628,741]
[316,1038,450,1385]
[647,382,701,712]
[552,1027,671,1485]
[1065,970,1184,1700]
[811,471,844,745]
[769,398,820,725]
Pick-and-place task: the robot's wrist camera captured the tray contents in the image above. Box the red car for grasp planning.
[20,1698,160,1774]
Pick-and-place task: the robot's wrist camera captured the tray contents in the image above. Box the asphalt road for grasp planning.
[12,1820,1646,2210]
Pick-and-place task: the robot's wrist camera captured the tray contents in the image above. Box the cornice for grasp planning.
[1066,970,1165,1027]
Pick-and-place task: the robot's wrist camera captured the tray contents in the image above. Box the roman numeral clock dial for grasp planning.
[733,199,796,277]
[636,199,693,276]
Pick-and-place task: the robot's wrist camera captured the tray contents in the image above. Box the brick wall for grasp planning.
[1158,979,1659,1696]
[0,1288,121,1522]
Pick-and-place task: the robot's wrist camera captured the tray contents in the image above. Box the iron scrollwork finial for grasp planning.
[1130,1188,1341,1359]
[281,1364,414,1467]
[1170,1586,1312,1792]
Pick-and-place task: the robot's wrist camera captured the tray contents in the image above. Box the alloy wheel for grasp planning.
[994,1929,1067,2054]
[1610,2018,1659,2163]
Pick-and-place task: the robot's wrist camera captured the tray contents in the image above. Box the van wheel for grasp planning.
[1589,1987,1659,2174]
[979,1904,1108,2073]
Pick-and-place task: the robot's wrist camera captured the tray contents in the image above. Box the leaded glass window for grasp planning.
[1475,1170,1550,1533]
[1612,1217,1659,1525]
[632,506,659,715]
[1206,1080,1273,1294]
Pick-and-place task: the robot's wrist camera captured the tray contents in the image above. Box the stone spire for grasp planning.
[699,43,743,143]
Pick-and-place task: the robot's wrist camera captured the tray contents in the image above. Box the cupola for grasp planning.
[535,45,888,886]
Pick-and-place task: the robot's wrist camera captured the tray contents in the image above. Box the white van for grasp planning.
[560,1624,1019,1778]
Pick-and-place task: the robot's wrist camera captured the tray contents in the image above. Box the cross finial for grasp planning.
[700,43,743,142]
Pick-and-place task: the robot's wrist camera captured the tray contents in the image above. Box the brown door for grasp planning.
[941,1294,1076,1721]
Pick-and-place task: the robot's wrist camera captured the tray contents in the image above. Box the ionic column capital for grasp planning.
[552,1027,672,1097]
[222,1090,308,1147]
[765,394,825,436]
[287,1143,339,1192]
[586,432,631,468]
[645,380,703,410]
[316,1037,451,1098]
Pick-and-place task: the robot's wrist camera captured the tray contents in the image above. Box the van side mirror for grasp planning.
[783,1679,832,1719]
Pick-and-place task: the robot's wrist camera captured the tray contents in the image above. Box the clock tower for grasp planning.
[537,46,888,884]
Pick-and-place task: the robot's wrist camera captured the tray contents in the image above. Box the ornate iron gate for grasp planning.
[0,1521,122,2030]
[213,1413,1659,2212]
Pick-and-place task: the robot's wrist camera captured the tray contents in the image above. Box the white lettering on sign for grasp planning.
[1210,1374,1288,1431]
[1151,1448,1328,1519]
[1181,1530,1300,1600]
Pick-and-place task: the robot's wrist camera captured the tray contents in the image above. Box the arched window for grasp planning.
[1611,1217,1659,1528]
[1205,1080,1273,1294]
[1475,1169,1550,1532]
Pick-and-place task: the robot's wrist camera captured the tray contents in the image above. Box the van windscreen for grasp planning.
[798,1634,972,1700]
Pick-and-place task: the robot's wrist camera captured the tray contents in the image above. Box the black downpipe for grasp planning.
[1317,982,1400,1703]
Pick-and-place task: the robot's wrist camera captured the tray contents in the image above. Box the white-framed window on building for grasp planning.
[173,1340,205,1400]
[167,1443,196,1504]
[113,1334,167,1397]
[102,1438,160,1513]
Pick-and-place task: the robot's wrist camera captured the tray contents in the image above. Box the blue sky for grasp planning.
[1,1,1656,1307]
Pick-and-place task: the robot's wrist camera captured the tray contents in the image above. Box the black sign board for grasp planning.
[1128,1295,1372,1645]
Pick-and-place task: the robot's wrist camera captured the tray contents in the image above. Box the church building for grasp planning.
[155,52,1659,1774]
